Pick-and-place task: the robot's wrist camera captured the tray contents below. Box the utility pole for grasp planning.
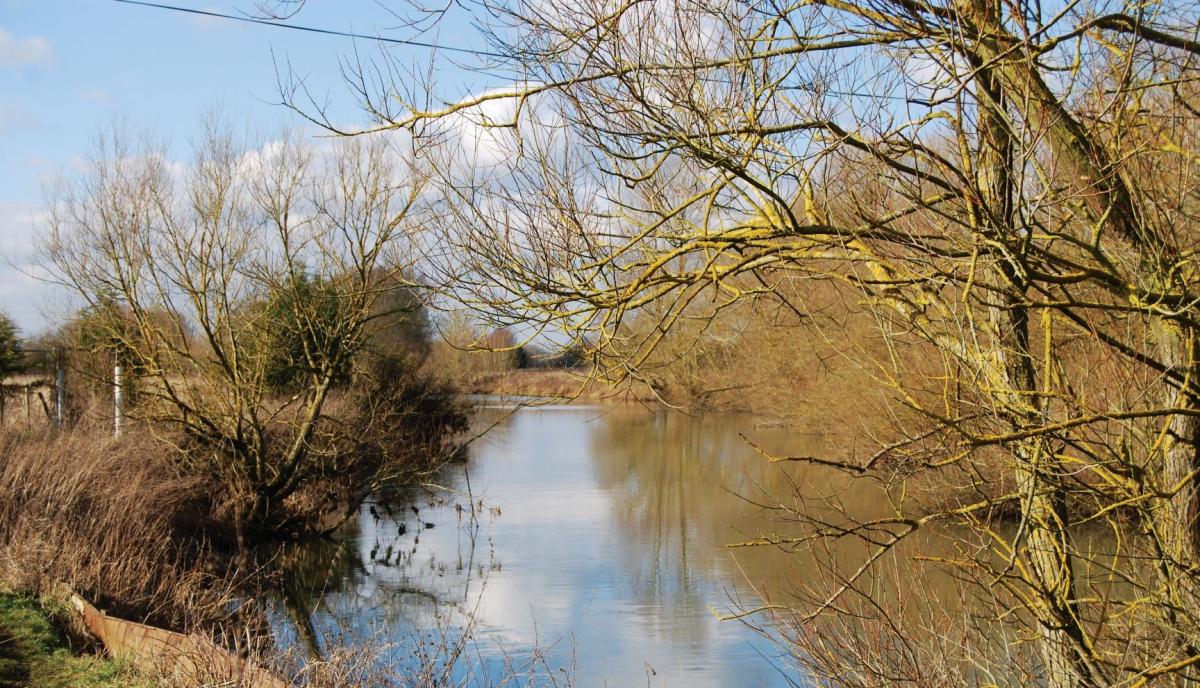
[113,354,123,439]
[54,347,66,427]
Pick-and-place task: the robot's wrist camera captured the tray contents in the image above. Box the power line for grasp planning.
[110,0,509,59]
[110,0,934,104]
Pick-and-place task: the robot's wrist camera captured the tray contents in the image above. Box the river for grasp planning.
[267,402,881,686]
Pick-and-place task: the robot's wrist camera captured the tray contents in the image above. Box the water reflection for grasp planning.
[272,404,872,686]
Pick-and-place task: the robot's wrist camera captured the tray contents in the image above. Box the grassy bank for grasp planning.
[0,593,152,688]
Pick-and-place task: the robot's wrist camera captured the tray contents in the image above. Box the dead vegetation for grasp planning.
[0,422,236,633]
[0,418,570,686]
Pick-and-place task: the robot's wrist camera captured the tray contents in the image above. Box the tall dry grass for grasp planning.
[0,422,238,632]
[0,421,570,687]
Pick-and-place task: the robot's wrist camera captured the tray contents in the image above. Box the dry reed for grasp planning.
[0,422,236,632]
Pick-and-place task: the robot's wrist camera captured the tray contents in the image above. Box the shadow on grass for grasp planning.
[0,593,151,688]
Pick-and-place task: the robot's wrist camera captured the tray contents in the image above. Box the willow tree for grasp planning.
[287,0,1200,682]
[40,123,432,531]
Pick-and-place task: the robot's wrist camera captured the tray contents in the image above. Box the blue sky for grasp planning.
[0,0,493,335]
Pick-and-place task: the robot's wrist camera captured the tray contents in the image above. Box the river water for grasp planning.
[270,402,854,686]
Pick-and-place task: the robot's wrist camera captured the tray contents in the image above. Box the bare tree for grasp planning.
[275,0,1200,682]
[40,121,436,532]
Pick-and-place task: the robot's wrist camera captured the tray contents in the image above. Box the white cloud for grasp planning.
[433,87,540,169]
[0,27,52,69]
[0,203,41,247]
[421,85,569,184]
[0,203,60,334]
[528,0,733,65]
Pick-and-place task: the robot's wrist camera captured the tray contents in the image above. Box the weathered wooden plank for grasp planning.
[66,591,288,687]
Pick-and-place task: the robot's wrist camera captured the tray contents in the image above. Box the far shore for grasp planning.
[455,368,658,403]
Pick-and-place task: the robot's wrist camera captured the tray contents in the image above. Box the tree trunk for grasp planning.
[973,17,1100,682]
[1154,322,1200,562]
[1150,321,1200,657]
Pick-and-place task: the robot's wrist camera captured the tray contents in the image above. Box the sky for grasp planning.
[0,0,495,336]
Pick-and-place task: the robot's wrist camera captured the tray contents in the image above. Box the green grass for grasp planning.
[0,593,154,688]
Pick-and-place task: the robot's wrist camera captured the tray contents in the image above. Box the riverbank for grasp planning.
[456,368,658,401]
[0,592,152,688]
[0,426,237,632]
[0,414,488,686]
